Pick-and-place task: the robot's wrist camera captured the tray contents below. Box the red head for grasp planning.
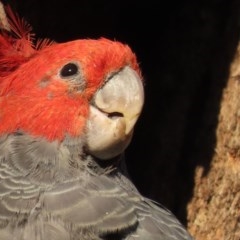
[0,7,141,141]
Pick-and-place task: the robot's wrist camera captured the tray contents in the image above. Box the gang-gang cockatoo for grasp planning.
[0,4,194,240]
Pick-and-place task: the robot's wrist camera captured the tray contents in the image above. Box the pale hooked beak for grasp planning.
[86,66,144,160]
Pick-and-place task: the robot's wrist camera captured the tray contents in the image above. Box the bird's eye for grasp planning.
[60,63,79,77]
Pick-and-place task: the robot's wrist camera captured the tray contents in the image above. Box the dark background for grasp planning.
[2,0,240,225]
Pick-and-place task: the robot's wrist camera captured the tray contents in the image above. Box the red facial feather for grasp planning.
[0,6,141,141]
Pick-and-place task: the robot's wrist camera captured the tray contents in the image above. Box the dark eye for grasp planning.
[60,63,79,77]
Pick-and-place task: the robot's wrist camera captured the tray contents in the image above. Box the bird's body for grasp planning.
[0,133,192,240]
[0,4,194,239]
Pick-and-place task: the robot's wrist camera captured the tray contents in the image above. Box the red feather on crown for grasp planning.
[0,5,53,77]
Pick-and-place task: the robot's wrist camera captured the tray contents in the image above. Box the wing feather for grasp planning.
[0,134,193,239]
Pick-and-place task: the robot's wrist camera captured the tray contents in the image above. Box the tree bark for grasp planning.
[187,44,240,240]
[0,1,9,30]
[1,1,240,239]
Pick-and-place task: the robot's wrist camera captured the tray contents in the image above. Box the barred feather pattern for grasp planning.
[0,133,194,240]
[0,4,194,240]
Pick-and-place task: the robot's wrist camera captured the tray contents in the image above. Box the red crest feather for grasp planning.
[0,5,53,77]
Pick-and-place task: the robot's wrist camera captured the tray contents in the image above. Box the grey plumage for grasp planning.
[0,11,194,237]
[0,132,194,240]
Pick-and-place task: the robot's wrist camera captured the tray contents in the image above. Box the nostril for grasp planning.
[108,112,124,119]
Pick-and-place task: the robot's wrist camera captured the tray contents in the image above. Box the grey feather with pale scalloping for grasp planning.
[0,132,194,240]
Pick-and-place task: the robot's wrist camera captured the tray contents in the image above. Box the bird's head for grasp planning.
[0,7,144,160]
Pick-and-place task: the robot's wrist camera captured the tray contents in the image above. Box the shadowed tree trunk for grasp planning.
[187,44,240,239]
[1,1,240,239]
